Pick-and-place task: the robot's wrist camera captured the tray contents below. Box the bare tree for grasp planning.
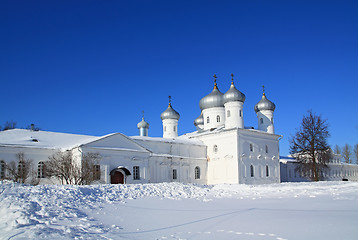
[342,144,352,164]
[2,121,17,131]
[290,110,331,181]
[6,152,33,183]
[333,145,341,155]
[353,144,358,164]
[45,151,101,185]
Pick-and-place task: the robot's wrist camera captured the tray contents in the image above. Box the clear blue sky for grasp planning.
[1,0,357,156]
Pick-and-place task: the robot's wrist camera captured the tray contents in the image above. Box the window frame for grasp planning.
[133,166,140,180]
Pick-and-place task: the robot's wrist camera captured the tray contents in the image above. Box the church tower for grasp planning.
[223,74,246,129]
[254,86,276,134]
[199,75,225,130]
[137,111,149,137]
[160,96,180,138]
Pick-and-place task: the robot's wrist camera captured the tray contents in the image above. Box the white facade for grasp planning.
[0,75,289,185]
[280,155,358,182]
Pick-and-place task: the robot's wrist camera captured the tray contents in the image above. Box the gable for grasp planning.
[83,133,150,153]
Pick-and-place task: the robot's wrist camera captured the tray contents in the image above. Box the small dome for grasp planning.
[254,93,276,113]
[223,82,245,104]
[194,113,204,127]
[160,103,180,120]
[137,118,149,129]
[199,82,224,110]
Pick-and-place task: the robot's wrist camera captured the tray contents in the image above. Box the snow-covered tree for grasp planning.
[290,110,331,181]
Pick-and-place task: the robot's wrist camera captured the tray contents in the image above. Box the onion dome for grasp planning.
[223,74,246,104]
[160,96,180,120]
[194,113,204,127]
[199,74,224,110]
[254,87,276,113]
[137,117,149,129]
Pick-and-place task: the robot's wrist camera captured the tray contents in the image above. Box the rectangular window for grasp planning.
[93,165,101,180]
[133,166,140,180]
[172,169,177,180]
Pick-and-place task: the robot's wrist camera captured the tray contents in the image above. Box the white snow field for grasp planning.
[1,181,358,240]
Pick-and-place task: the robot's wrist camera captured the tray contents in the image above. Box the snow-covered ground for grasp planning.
[1,181,357,240]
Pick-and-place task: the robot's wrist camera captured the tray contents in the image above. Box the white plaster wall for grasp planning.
[238,129,280,184]
[202,107,225,130]
[257,110,274,134]
[162,119,178,138]
[0,146,61,184]
[224,101,244,129]
[195,130,239,184]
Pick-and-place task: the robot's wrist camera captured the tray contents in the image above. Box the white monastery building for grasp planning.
[1,74,282,185]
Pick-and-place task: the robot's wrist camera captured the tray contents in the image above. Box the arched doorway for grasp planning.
[110,167,131,184]
[111,171,124,184]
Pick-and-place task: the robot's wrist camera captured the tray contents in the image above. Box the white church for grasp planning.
[0,74,282,185]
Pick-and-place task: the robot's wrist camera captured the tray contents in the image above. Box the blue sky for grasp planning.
[1,0,357,156]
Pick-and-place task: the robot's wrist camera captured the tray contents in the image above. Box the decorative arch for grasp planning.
[110,167,131,184]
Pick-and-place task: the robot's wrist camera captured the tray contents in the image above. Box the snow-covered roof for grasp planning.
[0,129,101,150]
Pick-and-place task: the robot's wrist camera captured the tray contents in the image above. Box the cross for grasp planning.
[231,73,234,84]
[213,74,217,84]
[168,95,172,106]
[262,85,265,95]
[142,110,144,118]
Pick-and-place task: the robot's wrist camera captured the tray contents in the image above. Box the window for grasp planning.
[240,110,242,117]
[213,145,218,153]
[260,118,263,124]
[266,165,269,177]
[133,166,140,180]
[37,161,45,178]
[173,126,176,132]
[164,126,166,132]
[0,160,5,179]
[250,144,253,152]
[265,145,268,153]
[93,165,101,180]
[250,165,254,177]
[207,116,210,123]
[216,115,220,122]
[18,161,25,175]
[227,110,231,118]
[195,166,200,179]
[172,169,177,180]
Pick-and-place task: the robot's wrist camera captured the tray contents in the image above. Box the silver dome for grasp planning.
[194,113,204,126]
[160,103,180,120]
[199,85,224,110]
[254,93,276,113]
[137,118,149,129]
[223,82,245,104]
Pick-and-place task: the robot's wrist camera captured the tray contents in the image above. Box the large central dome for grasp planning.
[199,78,224,110]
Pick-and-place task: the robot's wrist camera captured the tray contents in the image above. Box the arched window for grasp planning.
[173,126,176,132]
[0,160,5,179]
[164,126,166,132]
[216,115,220,122]
[37,161,45,178]
[18,161,25,175]
[207,116,210,123]
[213,145,218,153]
[266,165,269,177]
[250,144,253,152]
[227,110,231,118]
[195,166,200,179]
[172,169,177,180]
[265,145,268,153]
[240,110,242,117]
[260,118,263,124]
[250,165,254,177]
